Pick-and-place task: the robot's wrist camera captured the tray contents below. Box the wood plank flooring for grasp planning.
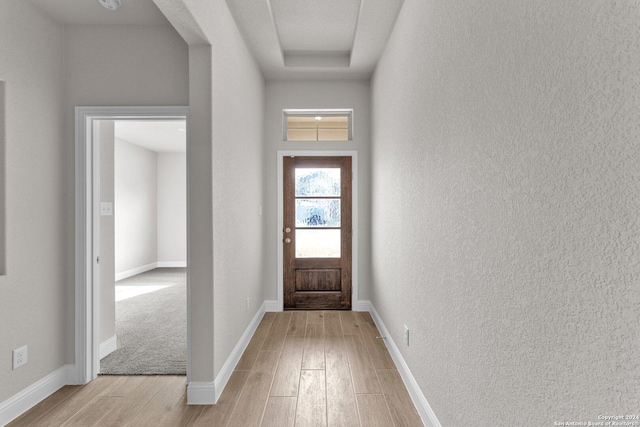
[9,311,423,427]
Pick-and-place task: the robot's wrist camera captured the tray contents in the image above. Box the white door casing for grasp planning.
[74,106,189,384]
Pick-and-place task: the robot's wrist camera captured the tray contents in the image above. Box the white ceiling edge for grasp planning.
[30,0,170,26]
[226,0,404,80]
[114,120,187,153]
[28,0,404,80]
[350,0,405,72]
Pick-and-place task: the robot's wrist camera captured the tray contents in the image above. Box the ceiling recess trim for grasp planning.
[284,51,351,68]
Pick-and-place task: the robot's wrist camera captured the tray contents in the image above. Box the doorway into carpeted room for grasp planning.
[100,268,187,375]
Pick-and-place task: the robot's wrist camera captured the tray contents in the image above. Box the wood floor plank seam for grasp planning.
[256,357,282,427]
[11,311,422,427]
[373,369,397,427]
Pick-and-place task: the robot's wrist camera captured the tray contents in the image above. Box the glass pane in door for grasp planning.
[295,199,341,227]
[295,168,341,197]
[296,229,341,258]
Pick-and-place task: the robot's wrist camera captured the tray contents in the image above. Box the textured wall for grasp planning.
[371,0,640,425]
[64,23,189,362]
[263,80,372,303]
[99,122,115,345]
[114,138,158,275]
[209,1,266,379]
[63,25,189,107]
[157,152,187,264]
[0,1,66,404]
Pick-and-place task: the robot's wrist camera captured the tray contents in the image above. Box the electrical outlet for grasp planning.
[246,298,250,312]
[13,345,27,369]
[404,325,410,346]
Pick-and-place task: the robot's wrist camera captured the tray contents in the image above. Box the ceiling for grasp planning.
[29,0,404,79]
[30,0,169,26]
[226,0,404,79]
[114,121,186,153]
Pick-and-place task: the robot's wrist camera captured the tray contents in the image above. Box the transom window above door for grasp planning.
[283,109,353,141]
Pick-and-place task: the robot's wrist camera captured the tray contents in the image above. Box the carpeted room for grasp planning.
[98,120,187,376]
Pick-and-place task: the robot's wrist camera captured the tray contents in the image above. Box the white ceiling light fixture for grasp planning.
[99,0,121,11]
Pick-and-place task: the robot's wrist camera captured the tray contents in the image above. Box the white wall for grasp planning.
[0,1,66,404]
[98,122,116,345]
[154,0,266,394]
[0,81,5,275]
[114,141,186,277]
[263,80,371,303]
[157,152,187,264]
[114,138,158,276]
[210,2,265,380]
[64,24,189,364]
[156,0,266,390]
[371,0,640,425]
[64,25,189,107]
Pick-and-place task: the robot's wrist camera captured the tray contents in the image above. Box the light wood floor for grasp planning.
[9,311,423,427]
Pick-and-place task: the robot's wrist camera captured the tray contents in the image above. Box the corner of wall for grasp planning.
[368,304,442,427]
[188,300,268,405]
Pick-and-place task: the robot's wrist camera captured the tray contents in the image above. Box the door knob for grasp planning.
[284,227,291,233]
[284,238,292,244]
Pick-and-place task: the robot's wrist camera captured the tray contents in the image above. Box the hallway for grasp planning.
[9,311,422,426]
[2,1,638,425]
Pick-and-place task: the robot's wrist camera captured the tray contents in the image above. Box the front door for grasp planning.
[283,156,352,310]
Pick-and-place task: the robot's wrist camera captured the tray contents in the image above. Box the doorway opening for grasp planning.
[277,151,359,312]
[97,120,187,375]
[283,156,352,309]
[74,106,190,385]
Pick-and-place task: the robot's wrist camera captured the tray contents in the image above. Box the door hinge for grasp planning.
[96,256,100,264]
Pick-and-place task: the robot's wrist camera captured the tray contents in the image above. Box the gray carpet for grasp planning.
[100,268,187,375]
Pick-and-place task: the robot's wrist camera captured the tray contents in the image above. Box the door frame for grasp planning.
[277,150,358,311]
[74,106,190,385]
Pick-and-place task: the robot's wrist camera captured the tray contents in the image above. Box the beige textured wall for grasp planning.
[0,1,66,404]
[371,0,640,425]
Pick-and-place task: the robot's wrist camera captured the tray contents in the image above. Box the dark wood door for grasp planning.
[283,156,352,310]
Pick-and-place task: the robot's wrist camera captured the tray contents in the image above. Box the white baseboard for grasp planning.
[157,262,187,268]
[187,301,267,405]
[369,304,442,427]
[263,300,279,312]
[212,301,267,403]
[115,262,157,282]
[0,364,75,426]
[186,382,216,405]
[353,299,371,312]
[99,335,118,360]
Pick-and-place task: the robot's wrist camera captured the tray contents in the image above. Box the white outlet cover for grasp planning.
[12,345,27,369]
